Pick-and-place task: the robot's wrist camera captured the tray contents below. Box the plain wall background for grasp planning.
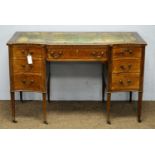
[0,25,154,101]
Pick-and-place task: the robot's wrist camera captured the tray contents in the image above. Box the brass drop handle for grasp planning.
[96,55,102,58]
[30,80,34,84]
[119,80,124,85]
[120,64,132,70]
[21,64,26,68]
[120,65,125,70]
[122,49,133,55]
[128,49,133,54]
[91,51,104,58]
[76,49,79,54]
[22,79,26,84]
[50,51,63,59]
[21,50,26,55]
[91,51,97,56]
[98,51,105,58]
[127,80,132,84]
[28,65,33,69]
[128,64,132,69]
[101,51,105,56]
[29,52,33,55]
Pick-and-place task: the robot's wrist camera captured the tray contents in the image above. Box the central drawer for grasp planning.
[46,47,108,61]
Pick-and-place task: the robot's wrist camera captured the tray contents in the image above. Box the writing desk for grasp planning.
[7,32,147,124]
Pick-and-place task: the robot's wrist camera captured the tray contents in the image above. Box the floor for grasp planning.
[0,100,155,129]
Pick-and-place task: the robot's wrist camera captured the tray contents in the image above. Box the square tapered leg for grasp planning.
[42,93,48,124]
[137,91,143,123]
[10,92,17,123]
[106,92,111,124]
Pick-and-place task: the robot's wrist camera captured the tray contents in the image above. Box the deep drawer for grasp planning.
[111,73,140,91]
[13,74,44,91]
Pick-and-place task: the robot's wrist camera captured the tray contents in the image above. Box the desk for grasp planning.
[7,32,147,124]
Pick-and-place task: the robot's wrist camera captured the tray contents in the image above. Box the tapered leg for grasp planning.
[42,93,48,124]
[10,92,17,123]
[106,93,111,124]
[102,82,105,103]
[129,91,132,103]
[20,91,23,103]
[47,63,51,103]
[137,91,143,123]
[102,64,105,103]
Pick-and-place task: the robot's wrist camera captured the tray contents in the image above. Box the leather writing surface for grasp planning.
[7,32,146,45]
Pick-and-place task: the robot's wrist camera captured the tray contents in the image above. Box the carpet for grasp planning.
[0,101,155,129]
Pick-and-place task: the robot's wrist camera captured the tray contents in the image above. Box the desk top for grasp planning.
[7,32,147,45]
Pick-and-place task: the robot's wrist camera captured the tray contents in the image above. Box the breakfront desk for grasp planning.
[7,32,147,124]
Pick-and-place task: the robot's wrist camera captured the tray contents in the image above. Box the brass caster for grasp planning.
[44,121,48,125]
[12,120,17,123]
[107,121,111,125]
[138,119,142,123]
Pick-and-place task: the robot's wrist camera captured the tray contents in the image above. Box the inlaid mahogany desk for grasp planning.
[7,32,147,124]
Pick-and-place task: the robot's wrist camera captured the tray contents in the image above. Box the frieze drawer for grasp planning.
[46,47,108,61]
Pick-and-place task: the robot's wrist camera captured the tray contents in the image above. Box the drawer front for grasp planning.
[111,73,140,91]
[47,47,108,61]
[12,59,43,73]
[78,48,107,60]
[12,45,44,59]
[112,47,142,59]
[13,74,44,91]
[112,59,141,73]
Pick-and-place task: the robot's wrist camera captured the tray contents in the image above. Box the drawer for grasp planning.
[78,48,107,60]
[112,47,142,59]
[111,73,140,91]
[112,59,141,73]
[13,74,44,91]
[12,59,43,74]
[46,47,108,61]
[12,45,44,59]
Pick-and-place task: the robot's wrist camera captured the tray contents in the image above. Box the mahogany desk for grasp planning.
[7,32,147,124]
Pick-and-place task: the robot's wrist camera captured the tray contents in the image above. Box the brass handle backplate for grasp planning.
[119,80,124,85]
[21,79,35,85]
[120,65,125,70]
[120,64,132,71]
[21,48,34,56]
[127,80,132,84]
[22,79,26,84]
[119,79,132,86]
[50,51,63,59]
[122,48,133,55]
[91,51,105,58]
[30,80,34,84]
[21,50,26,55]
[21,64,26,68]
[21,64,33,70]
